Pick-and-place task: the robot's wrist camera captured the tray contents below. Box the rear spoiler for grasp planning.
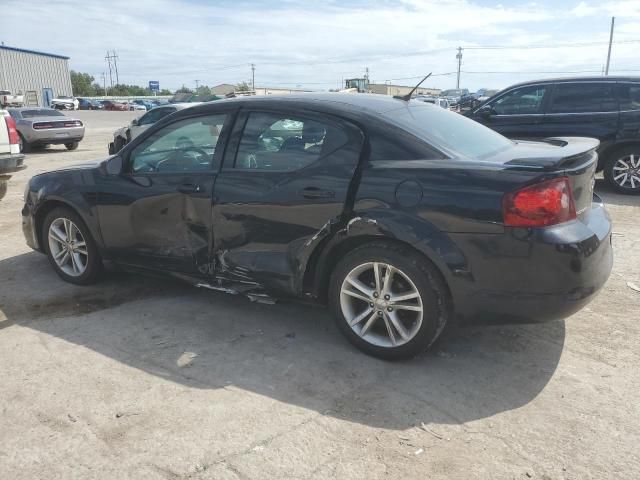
[506,137,600,170]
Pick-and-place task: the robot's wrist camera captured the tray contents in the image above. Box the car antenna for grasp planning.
[394,73,433,101]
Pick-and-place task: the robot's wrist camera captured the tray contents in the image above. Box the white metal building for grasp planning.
[0,45,73,107]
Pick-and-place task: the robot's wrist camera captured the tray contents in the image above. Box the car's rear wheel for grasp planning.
[65,142,79,151]
[604,147,640,194]
[18,133,30,153]
[43,207,102,285]
[329,242,449,360]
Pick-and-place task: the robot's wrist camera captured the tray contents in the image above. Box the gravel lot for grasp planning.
[1,110,639,479]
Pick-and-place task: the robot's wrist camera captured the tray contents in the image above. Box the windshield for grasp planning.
[441,89,462,96]
[21,109,65,118]
[384,103,513,158]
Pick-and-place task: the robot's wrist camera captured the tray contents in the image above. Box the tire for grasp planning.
[18,133,31,153]
[329,242,450,360]
[603,147,640,194]
[42,207,103,285]
[65,142,79,151]
[0,180,7,201]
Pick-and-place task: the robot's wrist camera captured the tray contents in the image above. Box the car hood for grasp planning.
[33,161,102,178]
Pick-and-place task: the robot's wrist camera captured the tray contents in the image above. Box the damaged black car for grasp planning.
[22,93,613,359]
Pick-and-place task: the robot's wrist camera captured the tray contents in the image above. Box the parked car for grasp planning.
[50,96,79,110]
[474,88,500,102]
[22,94,612,359]
[0,110,25,201]
[108,103,198,154]
[414,95,450,109]
[77,98,103,110]
[440,88,469,106]
[8,107,84,152]
[128,103,147,111]
[100,100,129,111]
[0,90,24,108]
[466,76,640,194]
[131,99,154,111]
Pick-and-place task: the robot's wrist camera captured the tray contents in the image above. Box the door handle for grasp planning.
[300,187,335,199]
[177,183,202,193]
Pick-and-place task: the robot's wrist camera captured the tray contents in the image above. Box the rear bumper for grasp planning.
[24,127,84,145]
[0,152,26,175]
[450,196,613,325]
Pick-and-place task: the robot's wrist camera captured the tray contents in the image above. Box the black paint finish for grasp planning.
[22,93,613,325]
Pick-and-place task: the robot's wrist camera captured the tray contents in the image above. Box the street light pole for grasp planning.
[605,17,615,76]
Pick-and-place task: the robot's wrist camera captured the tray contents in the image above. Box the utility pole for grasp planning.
[105,51,119,88]
[105,52,113,91]
[112,51,119,85]
[456,47,463,89]
[252,64,256,92]
[194,79,200,89]
[605,17,615,76]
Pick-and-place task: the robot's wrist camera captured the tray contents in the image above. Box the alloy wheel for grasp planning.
[48,217,89,277]
[340,262,423,348]
[612,154,640,190]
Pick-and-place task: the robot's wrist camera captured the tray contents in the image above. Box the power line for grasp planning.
[463,39,640,50]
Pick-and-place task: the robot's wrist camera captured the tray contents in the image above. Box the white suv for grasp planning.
[0,110,25,201]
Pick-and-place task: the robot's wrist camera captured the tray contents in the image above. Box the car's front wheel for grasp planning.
[329,242,449,360]
[43,207,102,285]
[65,142,79,151]
[604,147,640,194]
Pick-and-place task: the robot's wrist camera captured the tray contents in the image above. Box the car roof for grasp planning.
[504,75,640,89]
[188,93,417,115]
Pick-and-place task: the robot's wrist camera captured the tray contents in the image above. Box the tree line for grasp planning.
[70,71,172,96]
[71,71,252,97]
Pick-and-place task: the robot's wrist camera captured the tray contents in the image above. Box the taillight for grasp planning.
[502,177,576,227]
[4,115,19,145]
[64,121,82,127]
[33,123,53,130]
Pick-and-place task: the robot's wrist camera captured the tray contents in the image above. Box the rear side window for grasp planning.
[234,112,348,171]
[368,127,445,161]
[618,84,640,111]
[549,83,617,113]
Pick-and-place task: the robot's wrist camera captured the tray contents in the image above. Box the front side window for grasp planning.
[549,83,617,113]
[489,85,548,115]
[129,114,226,173]
[234,112,348,171]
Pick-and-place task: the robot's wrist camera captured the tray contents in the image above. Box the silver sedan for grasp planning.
[8,107,84,153]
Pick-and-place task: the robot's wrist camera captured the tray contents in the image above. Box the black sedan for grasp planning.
[21,94,613,359]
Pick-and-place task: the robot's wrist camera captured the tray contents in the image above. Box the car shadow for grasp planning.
[595,178,640,208]
[0,251,565,430]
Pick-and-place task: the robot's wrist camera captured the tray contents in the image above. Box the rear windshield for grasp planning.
[384,103,513,158]
[21,109,65,118]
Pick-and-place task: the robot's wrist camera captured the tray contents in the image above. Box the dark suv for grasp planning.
[466,76,640,194]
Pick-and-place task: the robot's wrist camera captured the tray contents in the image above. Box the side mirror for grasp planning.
[478,104,494,118]
[131,118,139,126]
[106,155,123,175]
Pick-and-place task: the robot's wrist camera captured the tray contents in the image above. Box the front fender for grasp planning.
[30,170,104,253]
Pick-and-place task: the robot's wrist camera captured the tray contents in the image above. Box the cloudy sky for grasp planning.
[2,0,640,92]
